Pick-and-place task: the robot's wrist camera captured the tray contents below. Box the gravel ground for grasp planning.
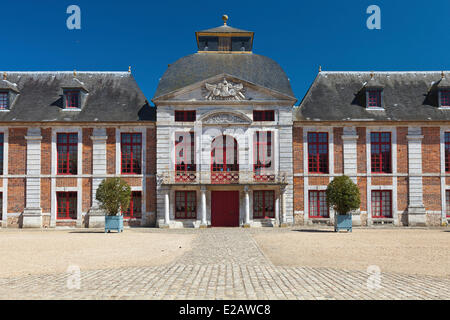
[0,229,195,278]
[253,228,450,277]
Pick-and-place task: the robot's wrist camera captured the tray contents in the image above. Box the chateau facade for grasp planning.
[0,17,448,228]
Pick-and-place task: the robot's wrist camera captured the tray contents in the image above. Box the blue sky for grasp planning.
[1,0,449,103]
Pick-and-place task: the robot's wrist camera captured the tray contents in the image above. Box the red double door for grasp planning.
[211,191,239,227]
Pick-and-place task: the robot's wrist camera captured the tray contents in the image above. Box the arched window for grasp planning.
[211,135,239,172]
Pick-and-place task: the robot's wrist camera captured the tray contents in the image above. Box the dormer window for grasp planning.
[0,92,8,110]
[440,90,450,108]
[367,89,382,108]
[64,90,80,109]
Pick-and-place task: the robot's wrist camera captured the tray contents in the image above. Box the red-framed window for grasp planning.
[253,131,273,176]
[0,92,8,110]
[57,192,77,220]
[0,133,3,175]
[121,133,142,174]
[446,190,450,217]
[253,190,275,219]
[122,191,142,219]
[308,132,328,173]
[211,135,239,172]
[371,132,391,173]
[64,90,80,109]
[440,90,450,107]
[445,133,450,172]
[175,110,196,122]
[175,132,196,173]
[253,110,275,121]
[57,133,78,175]
[175,191,197,219]
[308,190,329,218]
[371,190,392,218]
[367,90,382,108]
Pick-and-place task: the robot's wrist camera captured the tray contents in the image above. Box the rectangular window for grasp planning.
[175,110,196,122]
[121,133,142,174]
[57,192,77,220]
[441,90,450,107]
[254,131,274,179]
[122,191,142,219]
[253,190,275,219]
[367,90,382,108]
[445,133,450,172]
[175,191,197,219]
[446,190,450,218]
[308,132,329,173]
[253,110,274,121]
[309,191,329,218]
[371,132,391,173]
[0,92,8,110]
[64,90,80,109]
[57,133,78,175]
[0,133,3,175]
[371,190,392,218]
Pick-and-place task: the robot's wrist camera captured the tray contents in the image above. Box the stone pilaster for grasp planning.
[407,127,426,226]
[86,128,108,228]
[200,186,207,228]
[342,127,360,225]
[243,185,250,227]
[23,127,43,228]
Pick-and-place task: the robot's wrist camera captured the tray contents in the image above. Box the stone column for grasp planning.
[23,128,43,228]
[280,185,287,227]
[87,128,108,228]
[275,192,280,226]
[164,189,170,227]
[244,185,250,227]
[342,127,360,225]
[407,127,426,226]
[200,186,207,227]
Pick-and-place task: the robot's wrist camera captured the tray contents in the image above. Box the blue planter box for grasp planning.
[105,215,123,233]
[335,214,352,232]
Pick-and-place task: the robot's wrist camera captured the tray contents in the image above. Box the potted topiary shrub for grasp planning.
[326,175,361,232]
[95,177,131,233]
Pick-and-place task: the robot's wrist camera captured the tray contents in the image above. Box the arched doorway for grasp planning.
[211,135,239,184]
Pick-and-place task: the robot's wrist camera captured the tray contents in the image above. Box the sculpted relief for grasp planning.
[204,78,246,101]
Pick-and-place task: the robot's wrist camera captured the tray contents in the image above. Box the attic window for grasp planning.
[175,110,196,122]
[0,92,8,110]
[440,90,450,107]
[253,110,275,121]
[64,90,80,109]
[367,89,382,108]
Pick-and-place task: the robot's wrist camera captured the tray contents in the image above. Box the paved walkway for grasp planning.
[0,228,449,300]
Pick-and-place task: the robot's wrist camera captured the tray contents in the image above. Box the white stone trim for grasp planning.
[439,127,450,222]
[0,127,7,226]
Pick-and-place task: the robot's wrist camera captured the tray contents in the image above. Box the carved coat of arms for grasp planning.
[204,78,246,101]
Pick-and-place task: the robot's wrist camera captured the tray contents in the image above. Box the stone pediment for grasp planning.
[200,111,252,124]
[153,73,296,103]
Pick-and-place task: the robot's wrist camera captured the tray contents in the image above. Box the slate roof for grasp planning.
[196,25,252,34]
[0,72,154,122]
[296,71,450,122]
[153,53,295,99]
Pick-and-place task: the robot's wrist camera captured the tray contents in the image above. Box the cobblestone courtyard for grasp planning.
[0,228,448,300]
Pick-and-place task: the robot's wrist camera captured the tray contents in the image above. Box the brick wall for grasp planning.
[106,128,116,174]
[422,127,440,173]
[334,127,343,174]
[397,127,408,173]
[293,127,303,173]
[356,127,367,173]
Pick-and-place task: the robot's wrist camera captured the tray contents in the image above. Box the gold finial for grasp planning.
[73,69,77,77]
[128,66,132,73]
[222,14,228,25]
[370,71,374,79]
[441,71,445,79]
[319,66,322,73]
[2,72,6,80]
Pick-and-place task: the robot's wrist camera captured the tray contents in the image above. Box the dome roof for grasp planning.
[153,53,294,99]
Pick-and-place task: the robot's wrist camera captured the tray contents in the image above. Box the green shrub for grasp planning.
[326,175,361,215]
[95,177,131,216]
